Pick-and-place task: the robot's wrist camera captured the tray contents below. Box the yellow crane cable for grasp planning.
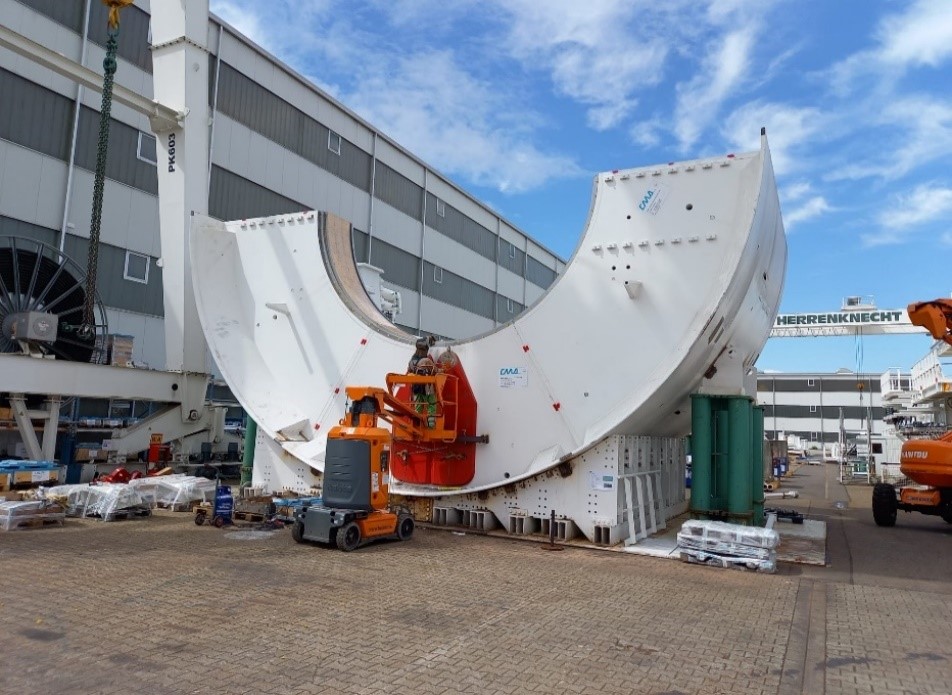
[103,0,135,30]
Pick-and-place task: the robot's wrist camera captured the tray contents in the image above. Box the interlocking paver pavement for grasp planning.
[1,466,951,695]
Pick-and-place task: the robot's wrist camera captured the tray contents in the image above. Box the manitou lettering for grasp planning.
[167,133,176,172]
[902,450,928,460]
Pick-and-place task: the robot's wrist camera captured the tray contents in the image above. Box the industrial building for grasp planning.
[0,0,565,375]
[756,371,886,449]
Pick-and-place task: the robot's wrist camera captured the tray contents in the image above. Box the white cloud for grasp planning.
[208,1,582,194]
[878,184,952,228]
[826,97,952,182]
[496,0,668,130]
[722,101,825,175]
[829,0,952,92]
[588,101,638,131]
[210,1,268,45]
[781,181,813,204]
[629,119,663,149]
[784,196,831,230]
[342,51,583,193]
[878,0,952,68]
[674,27,755,151]
[862,183,952,246]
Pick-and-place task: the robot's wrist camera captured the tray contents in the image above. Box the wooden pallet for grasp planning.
[88,507,153,521]
[233,510,268,522]
[1,516,65,531]
[156,500,202,512]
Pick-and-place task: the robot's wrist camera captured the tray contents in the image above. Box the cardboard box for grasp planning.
[13,469,58,486]
[107,334,134,367]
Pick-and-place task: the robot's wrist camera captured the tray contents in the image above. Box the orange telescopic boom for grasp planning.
[907,299,952,346]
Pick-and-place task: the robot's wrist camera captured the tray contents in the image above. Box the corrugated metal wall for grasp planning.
[4,3,567,338]
[0,214,57,246]
[764,405,886,420]
[495,293,524,321]
[209,166,308,221]
[0,214,164,316]
[366,237,420,291]
[352,229,369,264]
[425,192,495,261]
[215,63,372,193]
[0,69,158,196]
[0,69,73,161]
[422,261,494,320]
[497,238,526,277]
[15,0,84,34]
[87,1,153,73]
[374,162,423,221]
[64,235,164,315]
[526,255,556,289]
[76,107,158,194]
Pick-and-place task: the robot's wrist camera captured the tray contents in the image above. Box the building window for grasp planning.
[433,266,443,284]
[508,244,516,259]
[507,298,514,313]
[327,131,341,155]
[435,198,446,217]
[807,378,815,387]
[123,251,150,284]
[810,431,818,441]
[809,405,818,413]
[137,132,157,164]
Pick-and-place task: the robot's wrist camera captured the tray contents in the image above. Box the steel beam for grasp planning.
[9,395,42,460]
[0,24,182,132]
[770,324,924,338]
[42,397,62,460]
[106,404,224,455]
[0,354,209,403]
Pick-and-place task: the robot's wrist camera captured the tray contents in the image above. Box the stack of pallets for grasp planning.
[0,499,66,531]
[677,518,779,573]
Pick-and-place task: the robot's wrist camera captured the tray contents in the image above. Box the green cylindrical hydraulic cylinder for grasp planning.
[240,416,257,487]
[727,397,753,521]
[689,395,713,514]
[752,406,766,526]
[714,400,730,513]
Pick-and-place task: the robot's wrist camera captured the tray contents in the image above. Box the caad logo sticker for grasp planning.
[638,184,667,215]
[498,366,528,388]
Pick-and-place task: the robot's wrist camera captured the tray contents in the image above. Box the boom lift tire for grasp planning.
[397,514,415,541]
[291,520,305,543]
[336,521,361,551]
[872,483,898,527]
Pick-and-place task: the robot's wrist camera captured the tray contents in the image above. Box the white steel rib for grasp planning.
[190,133,786,495]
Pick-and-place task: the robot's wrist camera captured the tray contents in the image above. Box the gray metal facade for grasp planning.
[757,373,885,445]
[1,0,565,359]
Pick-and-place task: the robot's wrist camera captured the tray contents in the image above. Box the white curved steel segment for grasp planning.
[191,134,786,494]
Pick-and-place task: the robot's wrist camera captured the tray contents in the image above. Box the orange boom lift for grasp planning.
[292,355,485,551]
[873,299,952,526]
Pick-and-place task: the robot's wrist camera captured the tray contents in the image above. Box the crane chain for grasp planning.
[78,26,120,341]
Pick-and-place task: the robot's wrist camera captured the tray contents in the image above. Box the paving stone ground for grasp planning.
[2,465,951,695]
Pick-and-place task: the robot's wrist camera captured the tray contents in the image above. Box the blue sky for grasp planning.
[209,0,952,375]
